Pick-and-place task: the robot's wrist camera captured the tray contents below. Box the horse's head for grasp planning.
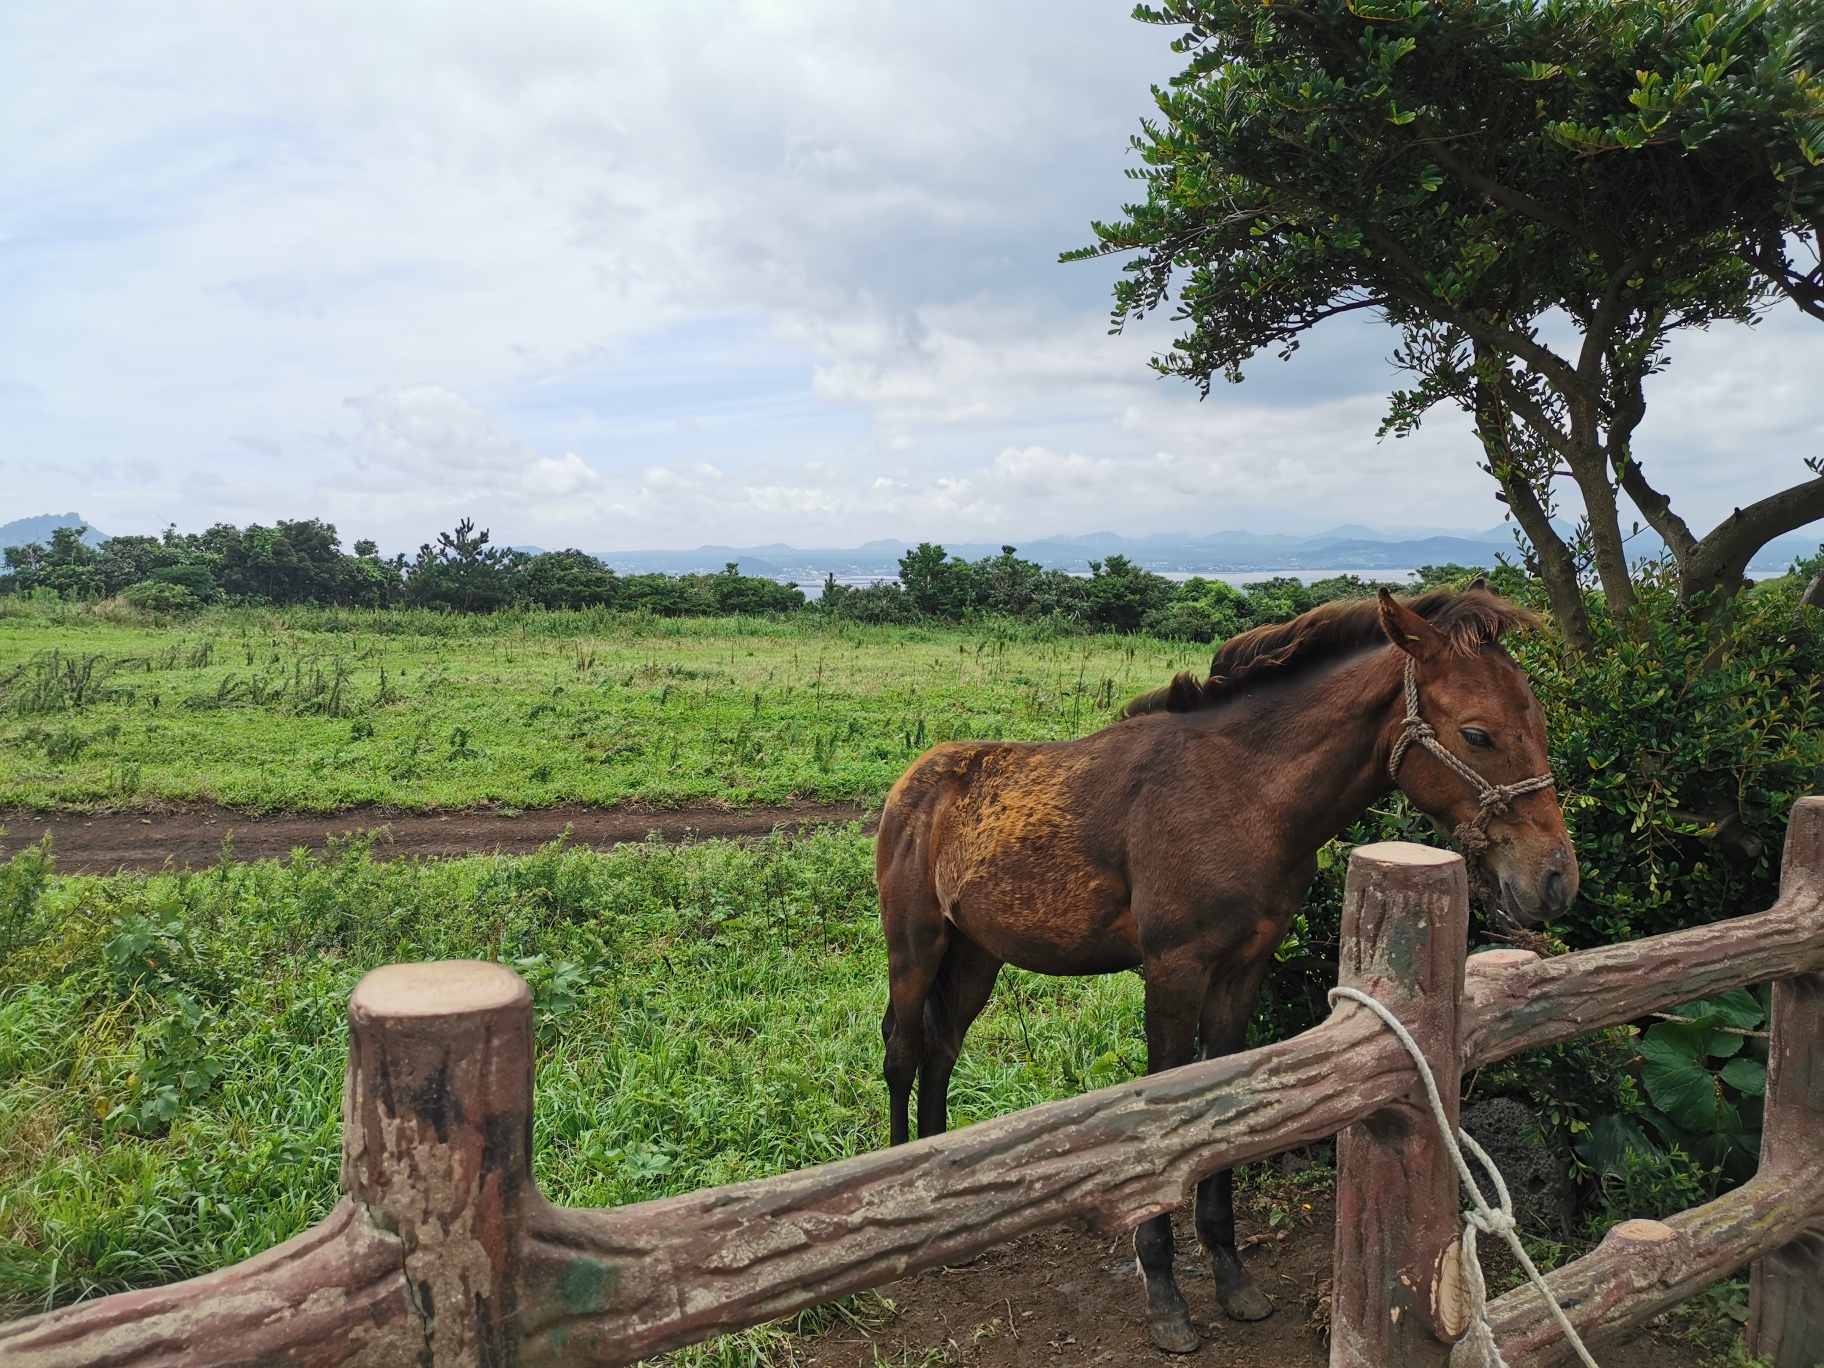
[1377,587,1577,927]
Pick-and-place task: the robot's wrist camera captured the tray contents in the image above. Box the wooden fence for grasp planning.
[4,799,1823,1368]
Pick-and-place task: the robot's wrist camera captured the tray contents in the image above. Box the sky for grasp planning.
[3,0,1823,556]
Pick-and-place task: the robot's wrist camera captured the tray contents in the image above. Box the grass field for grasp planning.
[0,599,1207,814]
[0,600,1181,1328]
[0,827,1152,1323]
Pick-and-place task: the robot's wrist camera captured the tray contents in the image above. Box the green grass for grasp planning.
[0,826,1150,1318]
[0,598,1207,814]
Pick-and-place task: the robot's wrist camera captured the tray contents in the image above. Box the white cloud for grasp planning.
[340,384,603,506]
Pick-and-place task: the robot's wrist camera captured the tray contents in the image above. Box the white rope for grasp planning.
[1327,986,1599,1368]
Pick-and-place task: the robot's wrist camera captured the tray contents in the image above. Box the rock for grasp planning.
[1459,1097,1574,1237]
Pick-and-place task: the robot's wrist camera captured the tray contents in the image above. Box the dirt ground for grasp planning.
[805,1193,1731,1368]
[0,800,876,872]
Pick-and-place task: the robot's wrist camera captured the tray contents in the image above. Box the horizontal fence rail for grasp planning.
[3,801,1823,1367]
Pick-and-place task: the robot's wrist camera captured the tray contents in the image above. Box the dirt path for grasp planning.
[0,800,876,873]
[807,1193,1726,1368]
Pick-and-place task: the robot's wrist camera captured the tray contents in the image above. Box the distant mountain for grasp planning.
[594,525,1517,579]
[597,518,1820,580]
[0,512,108,552]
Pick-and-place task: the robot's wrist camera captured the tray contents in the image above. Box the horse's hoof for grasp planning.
[1145,1306,1202,1354]
[1215,1277,1274,1322]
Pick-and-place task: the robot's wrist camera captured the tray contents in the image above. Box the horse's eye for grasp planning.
[1460,727,1495,751]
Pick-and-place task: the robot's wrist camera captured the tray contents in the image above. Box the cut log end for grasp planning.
[350,960,530,1018]
[1603,1219,1677,1245]
[1352,842,1460,868]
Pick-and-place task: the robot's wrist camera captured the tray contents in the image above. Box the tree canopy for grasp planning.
[1071,0,1824,651]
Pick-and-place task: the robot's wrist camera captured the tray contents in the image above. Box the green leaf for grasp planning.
[1639,1020,1705,1069]
[1718,1057,1766,1096]
[1680,989,1763,1032]
[1642,1060,1722,1133]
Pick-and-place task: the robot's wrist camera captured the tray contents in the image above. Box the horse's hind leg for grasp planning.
[915,932,1001,1139]
[1194,971,1276,1322]
[879,854,949,1147]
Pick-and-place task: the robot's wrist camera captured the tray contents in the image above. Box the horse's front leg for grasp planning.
[1133,957,1206,1354]
[1194,970,1276,1322]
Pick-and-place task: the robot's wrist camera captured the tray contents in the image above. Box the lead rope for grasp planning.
[1327,986,1599,1368]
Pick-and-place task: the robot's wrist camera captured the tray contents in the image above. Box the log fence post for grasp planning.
[1747,795,1824,1368]
[1328,842,1471,1368]
[343,959,536,1366]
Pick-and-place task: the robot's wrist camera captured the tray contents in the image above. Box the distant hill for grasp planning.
[596,520,1824,580]
[0,512,107,552]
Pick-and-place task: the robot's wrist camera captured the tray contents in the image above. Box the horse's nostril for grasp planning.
[1540,868,1569,916]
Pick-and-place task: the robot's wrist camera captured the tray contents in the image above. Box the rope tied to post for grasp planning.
[1327,985,1600,1368]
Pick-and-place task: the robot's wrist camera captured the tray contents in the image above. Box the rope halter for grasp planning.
[1387,655,1555,875]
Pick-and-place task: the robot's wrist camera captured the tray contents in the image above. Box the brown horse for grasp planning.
[876,587,1576,1353]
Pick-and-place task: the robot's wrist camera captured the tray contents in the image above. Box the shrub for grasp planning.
[149,565,217,600]
[831,582,921,625]
[1518,566,1824,948]
[123,581,202,614]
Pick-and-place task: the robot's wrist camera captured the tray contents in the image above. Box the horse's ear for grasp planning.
[1378,588,1446,660]
[1467,574,1487,592]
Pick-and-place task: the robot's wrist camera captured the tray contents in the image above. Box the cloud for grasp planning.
[343,384,600,501]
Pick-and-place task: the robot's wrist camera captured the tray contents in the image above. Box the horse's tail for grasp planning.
[1120,670,1207,718]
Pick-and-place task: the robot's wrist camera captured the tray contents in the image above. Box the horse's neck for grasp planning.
[1204,646,1404,851]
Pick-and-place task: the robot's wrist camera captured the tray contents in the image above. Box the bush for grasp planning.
[830,582,921,625]
[149,565,217,600]
[122,581,201,614]
[1519,565,1824,948]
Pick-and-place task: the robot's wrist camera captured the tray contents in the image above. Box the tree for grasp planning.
[1087,554,1177,631]
[404,519,525,612]
[1071,0,1824,652]
[217,519,349,604]
[706,563,806,615]
[519,549,617,610]
[897,543,972,617]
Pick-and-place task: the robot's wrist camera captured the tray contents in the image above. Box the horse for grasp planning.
[875,586,1576,1354]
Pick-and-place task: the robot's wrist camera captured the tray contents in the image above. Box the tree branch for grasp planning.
[1415,119,1627,269]
[1615,456,1699,566]
[1684,477,1824,602]
[1739,232,1824,322]
[1238,170,1587,392]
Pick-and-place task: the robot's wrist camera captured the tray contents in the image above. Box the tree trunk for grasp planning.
[1497,471,1595,659]
[1563,443,1636,623]
[1471,372,1596,658]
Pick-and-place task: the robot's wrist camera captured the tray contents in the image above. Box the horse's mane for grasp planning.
[1120,587,1542,719]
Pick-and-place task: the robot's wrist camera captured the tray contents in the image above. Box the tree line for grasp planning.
[0,519,803,616]
[0,516,1465,637]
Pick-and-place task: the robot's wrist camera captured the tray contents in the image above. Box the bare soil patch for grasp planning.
[806,1194,1724,1368]
[0,800,875,873]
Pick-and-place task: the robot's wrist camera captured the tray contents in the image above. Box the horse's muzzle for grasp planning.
[1496,846,1578,927]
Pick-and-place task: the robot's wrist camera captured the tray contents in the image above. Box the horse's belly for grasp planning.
[942,869,1141,976]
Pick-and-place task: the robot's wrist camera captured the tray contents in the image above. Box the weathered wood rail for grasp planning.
[5,800,1824,1367]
